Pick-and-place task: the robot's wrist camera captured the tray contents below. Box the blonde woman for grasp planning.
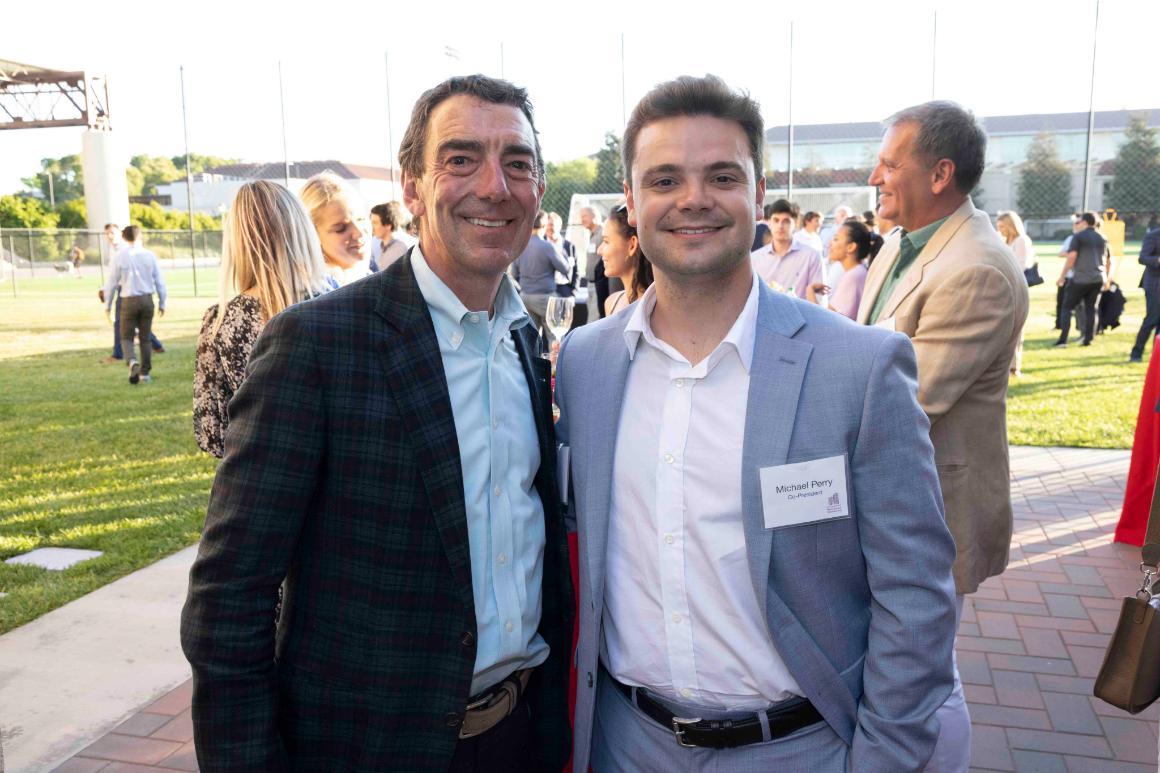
[193,180,331,457]
[299,172,372,287]
[998,211,1035,376]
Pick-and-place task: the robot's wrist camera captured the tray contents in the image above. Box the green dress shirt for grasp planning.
[867,216,949,324]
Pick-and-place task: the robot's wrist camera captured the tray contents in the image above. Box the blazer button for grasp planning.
[444,712,463,727]
[587,672,593,688]
[461,630,475,647]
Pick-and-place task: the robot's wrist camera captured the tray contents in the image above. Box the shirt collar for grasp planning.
[623,272,760,373]
[410,245,529,347]
[901,215,949,255]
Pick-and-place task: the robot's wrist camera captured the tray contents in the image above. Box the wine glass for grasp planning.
[543,296,574,357]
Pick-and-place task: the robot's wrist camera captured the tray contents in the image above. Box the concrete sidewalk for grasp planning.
[7,446,1160,772]
[0,546,196,773]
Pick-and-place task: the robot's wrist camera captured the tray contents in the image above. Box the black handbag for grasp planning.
[1093,462,1160,713]
[1023,263,1045,287]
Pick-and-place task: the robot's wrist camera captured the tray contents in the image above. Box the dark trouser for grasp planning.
[112,292,163,358]
[446,701,534,773]
[1055,283,1086,336]
[120,295,155,375]
[1133,290,1160,359]
[1057,281,1102,345]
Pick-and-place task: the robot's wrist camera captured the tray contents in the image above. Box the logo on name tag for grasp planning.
[826,492,841,514]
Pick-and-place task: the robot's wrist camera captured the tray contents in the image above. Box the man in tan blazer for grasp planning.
[857,100,1029,773]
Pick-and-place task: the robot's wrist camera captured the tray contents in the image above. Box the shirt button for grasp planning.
[494,486,502,497]
[469,313,480,323]
[664,454,675,464]
[664,534,674,545]
[671,613,681,623]
[497,553,507,565]
[675,379,685,388]
[491,419,499,430]
[461,630,475,647]
[680,688,692,698]
[505,620,514,633]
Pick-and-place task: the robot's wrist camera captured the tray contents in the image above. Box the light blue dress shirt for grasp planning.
[410,246,549,696]
[103,246,167,311]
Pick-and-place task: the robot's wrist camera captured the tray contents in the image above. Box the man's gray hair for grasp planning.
[580,206,602,227]
[885,100,986,195]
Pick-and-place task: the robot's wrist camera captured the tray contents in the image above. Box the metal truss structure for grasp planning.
[0,58,111,131]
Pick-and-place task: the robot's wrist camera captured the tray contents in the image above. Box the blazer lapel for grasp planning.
[584,322,632,605]
[857,232,901,325]
[741,286,813,616]
[373,252,473,615]
[511,325,557,506]
[877,199,978,321]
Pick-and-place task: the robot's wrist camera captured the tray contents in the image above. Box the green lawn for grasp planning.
[0,245,1152,634]
[0,268,220,633]
[1007,244,1148,447]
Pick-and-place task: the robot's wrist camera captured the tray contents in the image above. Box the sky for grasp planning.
[3,0,1159,197]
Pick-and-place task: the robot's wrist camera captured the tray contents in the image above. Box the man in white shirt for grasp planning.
[556,74,957,773]
[792,210,824,253]
[750,198,825,302]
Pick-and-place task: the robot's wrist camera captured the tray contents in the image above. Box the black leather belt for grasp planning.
[611,676,824,748]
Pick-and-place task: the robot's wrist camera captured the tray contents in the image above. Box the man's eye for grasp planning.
[509,160,530,171]
[652,178,676,188]
[713,175,738,184]
[449,156,469,166]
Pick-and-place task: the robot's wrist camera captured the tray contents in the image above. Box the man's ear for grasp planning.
[402,171,425,219]
[624,180,637,228]
[931,159,957,196]
[755,175,767,219]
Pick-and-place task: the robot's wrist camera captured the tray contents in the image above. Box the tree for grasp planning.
[21,155,84,202]
[171,154,238,175]
[1107,115,1160,216]
[593,132,624,193]
[0,195,59,228]
[55,199,88,228]
[130,155,182,194]
[543,158,596,221]
[1017,133,1072,218]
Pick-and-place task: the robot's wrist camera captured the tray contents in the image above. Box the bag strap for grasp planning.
[1143,459,1160,567]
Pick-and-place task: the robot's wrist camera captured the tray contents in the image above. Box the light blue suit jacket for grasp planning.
[555,281,958,772]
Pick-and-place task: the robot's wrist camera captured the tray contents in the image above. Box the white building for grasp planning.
[156,160,404,215]
[764,108,1160,216]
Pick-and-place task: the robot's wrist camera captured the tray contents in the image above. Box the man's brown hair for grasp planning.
[622,75,764,186]
[398,74,544,182]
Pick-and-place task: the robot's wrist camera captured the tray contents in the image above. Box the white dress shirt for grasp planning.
[602,274,803,710]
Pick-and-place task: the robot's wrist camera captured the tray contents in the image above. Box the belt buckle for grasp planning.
[671,716,702,748]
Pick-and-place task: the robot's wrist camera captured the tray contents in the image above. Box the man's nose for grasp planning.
[676,180,711,210]
[475,157,511,201]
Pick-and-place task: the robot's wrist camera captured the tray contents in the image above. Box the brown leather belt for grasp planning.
[458,669,532,739]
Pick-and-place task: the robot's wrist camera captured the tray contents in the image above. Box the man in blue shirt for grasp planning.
[102,225,166,384]
[181,75,572,772]
[1131,215,1160,362]
[510,210,571,340]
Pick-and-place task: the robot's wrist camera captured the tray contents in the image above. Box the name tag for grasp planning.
[759,454,850,529]
[875,316,896,332]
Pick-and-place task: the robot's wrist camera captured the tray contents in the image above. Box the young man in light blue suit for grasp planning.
[554,75,960,772]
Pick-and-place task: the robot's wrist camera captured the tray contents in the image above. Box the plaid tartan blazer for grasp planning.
[181,251,574,771]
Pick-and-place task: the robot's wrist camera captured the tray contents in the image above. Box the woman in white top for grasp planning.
[300,173,372,288]
[807,219,881,319]
[997,211,1035,376]
[599,203,654,316]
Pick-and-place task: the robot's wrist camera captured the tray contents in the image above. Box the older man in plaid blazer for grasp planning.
[181,75,573,772]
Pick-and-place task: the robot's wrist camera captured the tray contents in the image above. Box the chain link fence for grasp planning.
[0,228,221,296]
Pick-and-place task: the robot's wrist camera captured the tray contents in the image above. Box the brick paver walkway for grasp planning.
[50,446,1158,772]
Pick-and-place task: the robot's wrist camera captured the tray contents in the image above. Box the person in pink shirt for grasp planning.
[749,198,825,301]
[808,219,882,319]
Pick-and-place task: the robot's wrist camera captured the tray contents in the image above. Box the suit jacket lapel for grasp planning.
[585,322,632,605]
[857,231,901,325]
[511,325,558,507]
[373,252,473,616]
[742,286,813,616]
[875,199,977,321]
